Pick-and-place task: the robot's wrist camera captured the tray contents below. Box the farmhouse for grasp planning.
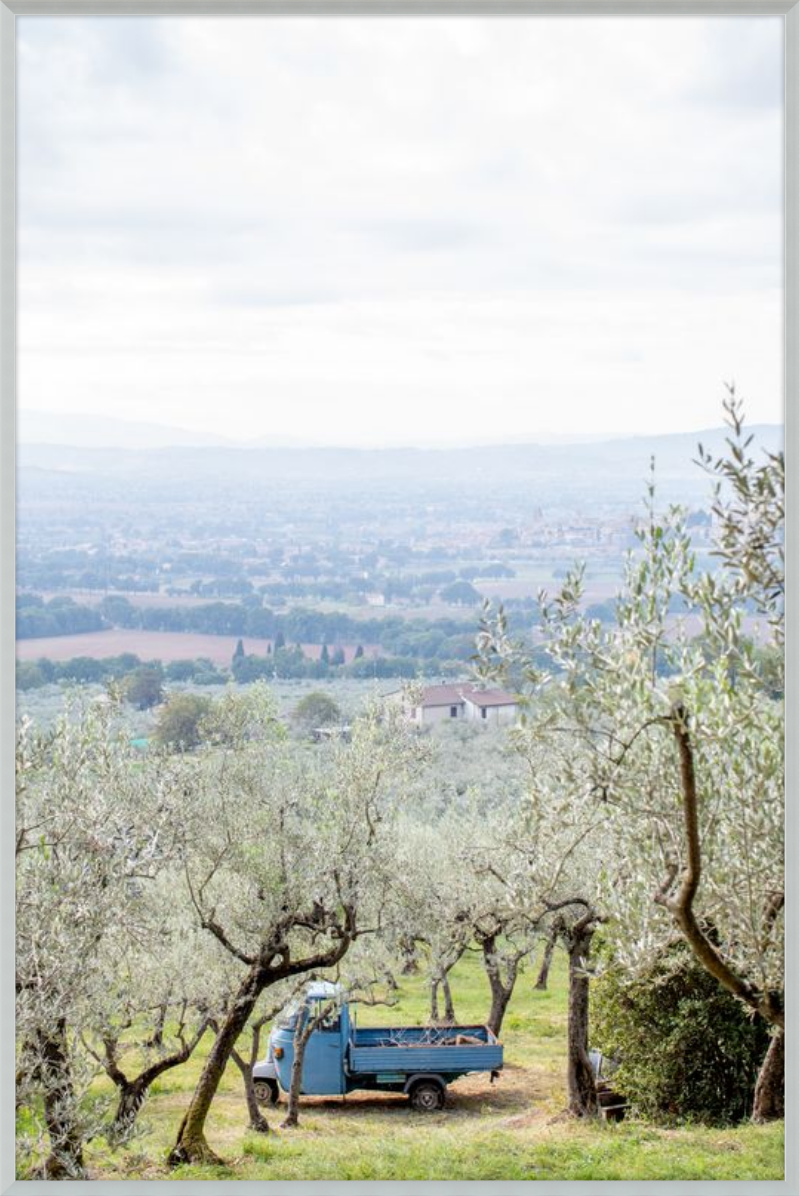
[388,683,520,728]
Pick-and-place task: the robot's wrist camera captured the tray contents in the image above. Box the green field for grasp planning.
[23,952,783,1182]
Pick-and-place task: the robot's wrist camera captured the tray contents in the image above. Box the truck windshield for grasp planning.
[276,1001,301,1030]
[276,996,341,1031]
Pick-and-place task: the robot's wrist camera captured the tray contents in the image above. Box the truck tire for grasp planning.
[253,1079,280,1106]
[409,1080,445,1112]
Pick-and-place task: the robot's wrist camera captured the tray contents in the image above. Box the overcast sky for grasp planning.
[17,16,783,447]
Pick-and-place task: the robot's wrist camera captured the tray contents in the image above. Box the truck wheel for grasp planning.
[409,1081,445,1112]
[254,1079,280,1106]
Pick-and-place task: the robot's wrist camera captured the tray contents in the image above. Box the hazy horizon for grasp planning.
[17,405,783,454]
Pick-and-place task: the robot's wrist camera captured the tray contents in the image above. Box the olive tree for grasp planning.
[392,815,478,1026]
[393,803,540,1040]
[167,697,422,1165]
[278,992,339,1129]
[697,386,784,643]
[450,810,541,1040]
[473,733,611,1114]
[15,696,185,1177]
[478,413,784,1122]
[80,885,235,1143]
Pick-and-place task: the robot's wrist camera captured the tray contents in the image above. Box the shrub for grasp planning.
[591,940,770,1125]
[16,661,46,691]
[165,659,198,682]
[123,666,164,710]
[292,692,341,735]
[152,693,214,751]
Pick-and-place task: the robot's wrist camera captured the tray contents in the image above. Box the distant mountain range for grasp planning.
[19,409,781,461]
[18,410,238,451]
[18,409,321,451]
[18,414,781,471]
[16,419,782,515]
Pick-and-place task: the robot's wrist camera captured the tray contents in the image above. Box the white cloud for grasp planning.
[17,15,784,444]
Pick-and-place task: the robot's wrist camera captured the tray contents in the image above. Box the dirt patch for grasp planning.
[247,1057,553,1125]
[16,629,272,664]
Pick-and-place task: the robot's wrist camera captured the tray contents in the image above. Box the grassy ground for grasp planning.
[38,951,784,1182]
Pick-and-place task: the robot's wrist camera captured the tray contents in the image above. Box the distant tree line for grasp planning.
[16,594,107,639]
[16,655,228,692]
[15,649,437,692]
[19,631,779,695]
[17,592,481,658]
[230,648,420,682]
[17,542,517,607]
[112,600,485,648]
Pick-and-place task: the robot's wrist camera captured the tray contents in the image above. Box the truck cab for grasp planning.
[275,981,347,1095]
[252,981,343,1103]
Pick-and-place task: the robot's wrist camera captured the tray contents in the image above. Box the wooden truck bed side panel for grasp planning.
[348,1042,503,1075]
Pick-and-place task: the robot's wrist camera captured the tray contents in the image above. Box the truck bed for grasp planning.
[347,1023,502,1076]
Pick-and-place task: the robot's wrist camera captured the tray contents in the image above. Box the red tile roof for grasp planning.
[418,684,469,707]
[461,689,519,708]
[418,684,518,708]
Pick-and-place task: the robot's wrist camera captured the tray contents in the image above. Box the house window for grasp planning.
[481,707,487,719]
[450,705,458,718]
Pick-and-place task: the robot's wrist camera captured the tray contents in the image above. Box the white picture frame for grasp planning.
[0,3,796,1192]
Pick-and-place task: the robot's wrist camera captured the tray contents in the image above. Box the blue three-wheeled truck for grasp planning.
[253,982,503,1112]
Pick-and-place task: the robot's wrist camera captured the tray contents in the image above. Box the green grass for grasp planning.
[47,951,784,1182]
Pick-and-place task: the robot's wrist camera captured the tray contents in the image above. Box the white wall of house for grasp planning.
[416,702,464,726]
[463,698,518,727]
[386,686,518,728]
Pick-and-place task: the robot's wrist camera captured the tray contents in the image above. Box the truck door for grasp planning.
[301,1002,344,1096]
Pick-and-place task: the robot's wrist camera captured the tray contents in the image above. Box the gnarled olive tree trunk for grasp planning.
[400,935,419,975]
[168,907,355,1166]
[228,988,306,1133]
[752,1029,784,1123]
[169,962,265,1166]
[547,904,602,1118]
[473,918,532,1039]
[534,920,561,991]
[481,933,519,1038]
[430,969,457,1024]
[144,996,169,1049]
[102,1018,209,1142]
[230,1046,271,1135]
[35,1020,86,1180]
[280,1001,335,1130]
[657,706,784,1122]
[429,941,465,1024]
[566,926,598,1117]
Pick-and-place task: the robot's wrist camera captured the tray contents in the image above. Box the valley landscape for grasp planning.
[17,421,778,689]
[12,12,786,1185]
